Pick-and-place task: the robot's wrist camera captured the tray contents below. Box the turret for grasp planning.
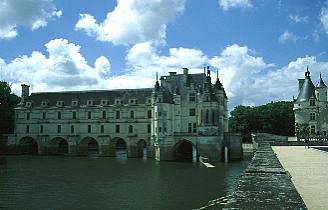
[20,84,30,105]
[315,73,327,102]
[295,68,316,103]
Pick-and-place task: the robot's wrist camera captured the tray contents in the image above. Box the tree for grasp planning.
[229,101,295,142]
[0,81,20,135]
[295,123,310,138]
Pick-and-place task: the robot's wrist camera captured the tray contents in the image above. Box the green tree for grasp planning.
[229,101,295,142]
[295,123,310,138]
[0,81,20,134]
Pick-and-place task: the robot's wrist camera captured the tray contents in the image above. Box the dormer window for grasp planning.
[101,99,108,106]
[41,101,48,107]
[56,101,64,107]
[115,99,121,105]
[72,100,78,106]
[129,99,136,104]
[310,99,316,106]
[26,102,32,107]
[87,99,94,106]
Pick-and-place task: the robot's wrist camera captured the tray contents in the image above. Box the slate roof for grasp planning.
[296,75,316,102]
[317,73,327,88]
[27,88,153,107]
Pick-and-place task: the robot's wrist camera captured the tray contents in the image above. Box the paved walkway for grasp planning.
[272,146,328,210]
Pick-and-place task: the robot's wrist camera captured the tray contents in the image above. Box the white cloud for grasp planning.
[0,39,111,93]
[320,0,328,34]
[218,0,253,11]
[75,0,186,45]
[0,0,62,40]
[279,30,299,43]
[289,14,308,23]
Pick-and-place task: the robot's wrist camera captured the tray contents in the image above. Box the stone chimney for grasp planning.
[183,67,189,74]
[20,84,30,104]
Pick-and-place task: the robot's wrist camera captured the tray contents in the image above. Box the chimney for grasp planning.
[183,67,189,75]
[21,84,30,104]
[298,79,305,92]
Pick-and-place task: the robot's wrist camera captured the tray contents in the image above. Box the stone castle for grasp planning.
[294,68,328,136]
[10,67,242,161]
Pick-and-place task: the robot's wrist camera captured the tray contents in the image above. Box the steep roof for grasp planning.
[317,73,327,88]
[296,73,316,102]
[27,88,153,106]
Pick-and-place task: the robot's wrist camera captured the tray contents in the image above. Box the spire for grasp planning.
[297,68,316,102]
[317,72,327,88]
[305,66,310,78]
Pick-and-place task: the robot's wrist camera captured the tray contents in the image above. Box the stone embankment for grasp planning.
[223,141,307,209]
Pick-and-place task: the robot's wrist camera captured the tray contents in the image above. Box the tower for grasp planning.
[315,73,327,102]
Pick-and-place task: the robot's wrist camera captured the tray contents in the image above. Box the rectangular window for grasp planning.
[40,125,43,133]
[71,125,74,134]
[147,124,151,133]
[116,111,120,119]
[310,113,316,121]
[57,125,61,133]
[102,111,106,119]
[130,111,134,118]
[310,125,315,135]
[101,125,104,133]
[88,125,91,133]
[158,111,162,117]
[27,112,30,120]
[193,123,197,133]
[158,127,162,132]
[129,125,133,133]
[88,111,91,119]
[163,127,167,132]
[310,99,316,106]
[58,112,61,120]
[115,125,120,133]
[189,108,196,116]
[188,123,192,133]
[42,112,46,120]
[189,93,196,102]
[73,111,76,119]
[26,125,29,133]
[324,131,327,136]
[147,110,152,118]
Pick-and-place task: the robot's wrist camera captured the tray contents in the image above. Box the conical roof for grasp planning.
[317,73,327,88]
[296,70,316,102]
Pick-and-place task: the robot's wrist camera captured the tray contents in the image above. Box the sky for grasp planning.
[1,0,328,110]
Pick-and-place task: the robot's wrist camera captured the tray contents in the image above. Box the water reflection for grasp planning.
[0,155,250,210]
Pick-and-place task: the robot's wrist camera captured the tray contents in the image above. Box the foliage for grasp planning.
[229,101,295,142]
[295,123,310,138]
[0,81,20,134]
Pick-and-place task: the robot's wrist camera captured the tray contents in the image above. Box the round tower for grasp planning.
[315,73,327,102]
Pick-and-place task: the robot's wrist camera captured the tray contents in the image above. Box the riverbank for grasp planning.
[273,146,328,210]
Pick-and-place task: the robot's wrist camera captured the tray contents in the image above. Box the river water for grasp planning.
[0,156,250,210]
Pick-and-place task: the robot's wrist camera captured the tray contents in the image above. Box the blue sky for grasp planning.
[1,0,328,110]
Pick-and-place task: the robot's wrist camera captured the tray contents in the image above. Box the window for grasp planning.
[129,125,133,133]
[310,99,316,106]
[188,123,192,133]
[57,125,61,133]
[102,111,106,119]
[130,99,135,104]
[40,125,43,133]
[205,109,209,124]
[163,127,167,132]
[73,111,76,119]
[193,123,197,133]
[26,125,29,133]
[189,93,196,102]
[88,111,91,119]
[42,112,46,120]
[158,98,162,103]
[101,125,104,133]
[71,125,74,134]
[88,125,91,133]
[310,125,315,135]
[115,125,120,133]
[158,111,162,117]
[324,131,327,136]
[116,111,120,119]
[310,113,316,121]
[27,112,30,120]
[158,127,162,132]
[58,112,61,120]
[72,100,78,106]
[189,108,196,116]
[147,110,152,118]
[115,100,121,105]
[130,111,134,118]
[101,100,107,106]
[147,124,151,133]
[57,101,63,107]
[87,100,93,106]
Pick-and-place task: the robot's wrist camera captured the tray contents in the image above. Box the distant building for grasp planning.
[11,67,242,161]
[294,68,328,136]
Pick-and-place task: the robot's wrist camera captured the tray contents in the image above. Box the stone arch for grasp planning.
[173,140,197,162]
[18,136,38,155]
[50,137,68,155]
[110,137,127,158]
[79,136,99,155]
[137,139,147,158]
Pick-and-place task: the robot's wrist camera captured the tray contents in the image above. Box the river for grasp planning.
[0,155,250,210]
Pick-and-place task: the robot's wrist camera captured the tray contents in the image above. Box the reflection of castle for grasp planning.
[294,68,328,136]
[12,67,242,161]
